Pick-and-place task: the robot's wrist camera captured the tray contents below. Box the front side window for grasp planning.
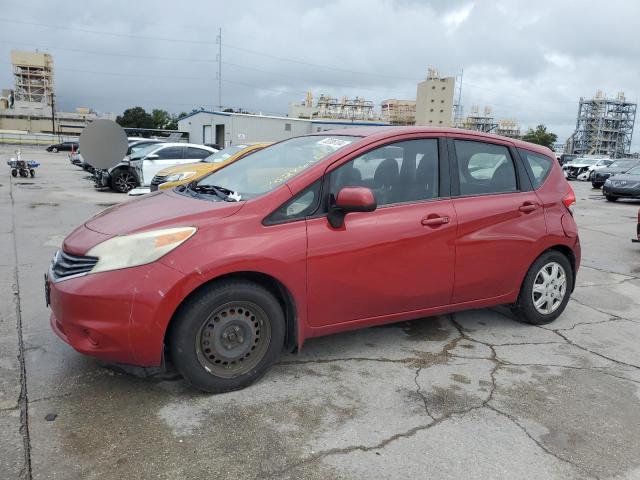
[154,146,184,160]
[518,148,552,188]
[266,181,322,224]
[455,140,517,195]
[197,136,358,200]
[329,139,439,207]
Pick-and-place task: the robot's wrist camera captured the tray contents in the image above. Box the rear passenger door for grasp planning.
[449,137,547,303]
[185,147,211,162]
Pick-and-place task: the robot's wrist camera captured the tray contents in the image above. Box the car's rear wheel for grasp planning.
[512,251,573,325]
[169,280,285,393]
[110,170,138,193]
[592,182,602,189]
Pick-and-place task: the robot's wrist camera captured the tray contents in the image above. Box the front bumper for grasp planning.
[48,260,186,366]
[603,185,640,199]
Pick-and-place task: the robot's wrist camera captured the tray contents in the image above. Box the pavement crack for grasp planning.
[568,296,638,323]
[10,178,33,480]
[413,367,435,420]
[485,404,597,478]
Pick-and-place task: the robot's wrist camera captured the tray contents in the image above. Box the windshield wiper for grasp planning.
[191,184,238,202]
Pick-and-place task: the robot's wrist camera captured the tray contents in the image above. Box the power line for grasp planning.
[0,17,218,45]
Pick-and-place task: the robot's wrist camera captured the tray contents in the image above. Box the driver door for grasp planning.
[305,137,457,328]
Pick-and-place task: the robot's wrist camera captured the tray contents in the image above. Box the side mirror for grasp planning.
[146,154,159,160]
[328,187,377,228]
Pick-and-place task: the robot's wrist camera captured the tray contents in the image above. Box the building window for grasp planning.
[431,99,435,103]
[285,123,292,131]
[439,120,443,124]
[430,108,434,112]
[440,109,444,113]
[429,120,433,123]
[432,86,436,90]
[441,100,444,103]
[442,86,446,90]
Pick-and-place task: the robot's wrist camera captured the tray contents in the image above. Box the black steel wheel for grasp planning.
[605,195,618,202]
[111,170,138,193]
[19,169,29,177]
[29,169,35,177]
[169,280,285,393]
[11,169,17,177]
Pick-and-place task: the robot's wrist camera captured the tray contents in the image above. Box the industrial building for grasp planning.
[381,99,416,125]
[568,90,636,158]
[456,105,499,133]
[0,50,106,135]
[288,91,376,121]
[415,69,455,127]
[178,110,390,146]
[495,119,521,138]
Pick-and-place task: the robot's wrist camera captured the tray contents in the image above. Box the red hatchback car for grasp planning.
[47,127,580,392]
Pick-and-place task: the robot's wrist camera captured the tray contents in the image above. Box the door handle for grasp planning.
[421,215,450,227]
[518,202,539,213]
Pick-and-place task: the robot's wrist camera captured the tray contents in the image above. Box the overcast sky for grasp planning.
[1,0,639,148]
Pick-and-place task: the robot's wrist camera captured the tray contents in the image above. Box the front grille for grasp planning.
[150,175,167,192]
[51,250,98,280]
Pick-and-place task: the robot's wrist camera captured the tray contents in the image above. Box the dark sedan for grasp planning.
[592,159,640,188]
[603,165,640,201]
[46,141,79,153]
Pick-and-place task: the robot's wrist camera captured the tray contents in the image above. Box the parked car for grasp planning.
[563,158,611,180]
[558,154,577,166]
[96,143,217,193]
[69,150,83,167]
[46,141,78,153]
[591,159,640,188]
[602,165,640,201]
[46,128,579,393]
[576,159,613,180]
[633,209,640,243]
[150,143,271,192]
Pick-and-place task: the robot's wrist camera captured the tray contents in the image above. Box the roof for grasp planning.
[177,109,390,126]
[312,126,553,156]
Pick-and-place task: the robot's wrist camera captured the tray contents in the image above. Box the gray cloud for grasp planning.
[0,0,638,147]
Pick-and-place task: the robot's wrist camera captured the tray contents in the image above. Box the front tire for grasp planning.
[605,195,618,202]
[169,280,285,393]
[110,169,138,193]
[51,147,58,153]
[512,251,573,325]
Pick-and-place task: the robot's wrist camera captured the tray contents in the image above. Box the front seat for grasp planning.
[491,161,516,193]
[373,158,399,205]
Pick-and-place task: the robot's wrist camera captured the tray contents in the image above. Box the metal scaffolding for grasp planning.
[572,90,636,158]
[457,105,498,133]
[11,50,54,107]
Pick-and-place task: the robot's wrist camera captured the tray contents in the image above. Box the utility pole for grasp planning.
[216,27,222,111]
[50,92,56,137]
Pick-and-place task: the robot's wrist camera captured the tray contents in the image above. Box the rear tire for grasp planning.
[605,195,618,202]
[169,280,285,393]
[511,251,573,325]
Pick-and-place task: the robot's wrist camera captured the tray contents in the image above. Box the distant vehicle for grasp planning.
[69,150,83,167]
[577,158,614,180]
[562,158,612,180]
[602,165,640,202]
[46,141,78,153]
[150,143,271,192]
[559,154,577,166]
[126,139,165,156]
[98,143,217,193]
[592,159,640,188]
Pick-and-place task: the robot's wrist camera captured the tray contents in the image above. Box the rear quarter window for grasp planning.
[518,149,553,188]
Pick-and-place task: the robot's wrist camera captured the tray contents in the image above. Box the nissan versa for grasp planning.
[46,127,580,393]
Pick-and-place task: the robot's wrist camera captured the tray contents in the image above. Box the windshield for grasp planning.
[196,135,358,199]
[203,145,250,163]
[129,144,160,160]
[610,160,638,169]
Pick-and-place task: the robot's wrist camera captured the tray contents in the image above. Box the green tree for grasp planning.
[165,112,188,130]
[151,109,173,129]
[115,106,155,129]
[522,124,558,149]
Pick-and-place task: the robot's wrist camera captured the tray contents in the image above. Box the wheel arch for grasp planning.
[518,244,577,300]
[164,270,299,356]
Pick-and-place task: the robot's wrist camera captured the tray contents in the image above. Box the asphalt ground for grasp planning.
[1,147,639,479]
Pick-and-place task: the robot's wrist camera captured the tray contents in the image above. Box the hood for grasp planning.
[157,161,211,177]
[606,173,640,183]
[601,166,634,174]
[84,190,244,235]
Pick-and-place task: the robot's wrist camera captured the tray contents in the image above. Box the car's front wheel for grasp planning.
[110,169,138,193]
[169,280,285,393]
[512,251,573,325]
[591,182,602,189]
[51,147,58,153]
[605,195,618,202]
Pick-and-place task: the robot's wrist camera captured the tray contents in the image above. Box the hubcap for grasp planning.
[195,301,271,378]
[532,261,567,315]
[115,173,136,192]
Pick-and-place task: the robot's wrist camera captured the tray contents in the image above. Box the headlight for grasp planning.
[86,227,196,274]
[165,171,197,182]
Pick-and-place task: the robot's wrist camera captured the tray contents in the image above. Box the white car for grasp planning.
[563,158,612,181]
[105,143,217,193]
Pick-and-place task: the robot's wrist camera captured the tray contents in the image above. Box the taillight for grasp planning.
[562,184,576,213]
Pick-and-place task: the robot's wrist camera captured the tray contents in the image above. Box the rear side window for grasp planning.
[186,147,211,159]
[155,146,184,159]
[518,149,552,188]
[454,140,517,195]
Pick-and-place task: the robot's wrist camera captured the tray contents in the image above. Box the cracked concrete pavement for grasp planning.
[1,147,639,479]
